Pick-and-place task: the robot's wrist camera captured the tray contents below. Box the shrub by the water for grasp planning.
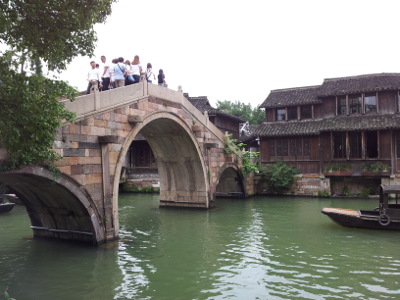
[260,161,299,194]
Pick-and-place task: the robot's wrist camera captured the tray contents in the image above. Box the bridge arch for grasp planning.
[113,111,210,232]
[0,166,105,244]
[215,163,246,198]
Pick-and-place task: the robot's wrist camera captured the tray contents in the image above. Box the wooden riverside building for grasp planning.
[183,93,245,139]
[254,73,400,195]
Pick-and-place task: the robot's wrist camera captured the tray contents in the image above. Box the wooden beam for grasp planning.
[376,91,379,113]
[98,135,119,144]
[378,130,381,159]
[390,130,395,175]
[361,131,366,159]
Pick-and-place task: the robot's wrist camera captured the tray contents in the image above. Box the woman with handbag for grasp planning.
[146,63,156,83]
[111,57,125,88]
[124,60,135,85]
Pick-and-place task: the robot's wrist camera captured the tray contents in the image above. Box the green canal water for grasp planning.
[1,194,400,300]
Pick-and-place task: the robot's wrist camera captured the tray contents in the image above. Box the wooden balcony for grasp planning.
[323,160,391,177]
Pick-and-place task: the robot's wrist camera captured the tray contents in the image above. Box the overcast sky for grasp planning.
[61,0,400,107]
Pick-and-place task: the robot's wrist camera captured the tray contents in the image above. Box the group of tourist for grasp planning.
[86,55,167,94]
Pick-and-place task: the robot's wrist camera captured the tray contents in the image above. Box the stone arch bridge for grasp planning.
[0,82,255,244]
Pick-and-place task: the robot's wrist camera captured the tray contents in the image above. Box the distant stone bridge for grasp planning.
[0,82,255,244]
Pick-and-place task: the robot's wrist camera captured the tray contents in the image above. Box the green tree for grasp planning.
[216,100,265,125]
[0,0,115,70]
[0,0,116,170]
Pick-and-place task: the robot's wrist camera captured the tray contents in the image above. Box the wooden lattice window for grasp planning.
[270,140,275,157]
[396,135,400,159]
[364,93,377,113]
[349,94,362,114]
[287,107,297,121]
[289,139,296,156]
[276,140,282,156]
[349,132,362,158]
[303,139,310,156]
[366,131,378,158]
[334,132,346,159]
[276,139,288,156]
[296,138,303,156]
[301,106,312,119]
[337,97,346,115]
[276,108,286,121]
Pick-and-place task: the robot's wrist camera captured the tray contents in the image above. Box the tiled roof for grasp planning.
[321,114,400,132]
[184,94,218,114]
[319,73,400,96]
[260,73,400,109]
[253,119,322,137]
[184,93,246,122]
[253,114,400,137]
[259,85,322,109]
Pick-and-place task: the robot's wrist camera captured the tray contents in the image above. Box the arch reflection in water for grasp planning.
[0,205,121,300]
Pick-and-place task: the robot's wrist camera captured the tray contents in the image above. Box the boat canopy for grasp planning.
[379,184,400,195]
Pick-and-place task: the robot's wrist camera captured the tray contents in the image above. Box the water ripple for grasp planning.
[3,195,400,299]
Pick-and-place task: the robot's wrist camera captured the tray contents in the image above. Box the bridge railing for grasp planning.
[60,82,146,119]
[60,82,226,141]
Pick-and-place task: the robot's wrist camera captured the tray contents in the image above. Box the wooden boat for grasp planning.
[1,193,22,204]
[0,194,16,213]
[321,184,400,230]
[0,202,15,213]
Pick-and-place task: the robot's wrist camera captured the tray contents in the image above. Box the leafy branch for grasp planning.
[0,0,116,171]
[0,54,76,170]
[224,134,259,174]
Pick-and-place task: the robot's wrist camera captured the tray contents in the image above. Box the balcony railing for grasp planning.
[323,160,391,176]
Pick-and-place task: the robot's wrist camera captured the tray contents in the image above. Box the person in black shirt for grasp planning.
[157,69,166,87]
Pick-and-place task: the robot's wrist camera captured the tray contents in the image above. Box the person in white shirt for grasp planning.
[124,60,135,85]
[131,55,142,84]
[146,63,156,83]
[100,55,110,91]
[109,58,117,89]
[86,61,102,94]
